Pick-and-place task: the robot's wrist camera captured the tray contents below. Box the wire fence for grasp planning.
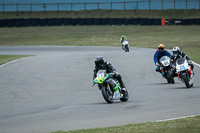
[0,0,200,12]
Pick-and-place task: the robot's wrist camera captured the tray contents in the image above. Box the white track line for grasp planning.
[0,57,30,68]
[156,114,200,122]
[193,61,200,67]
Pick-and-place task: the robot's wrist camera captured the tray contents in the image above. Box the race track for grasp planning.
[0,46,200,133]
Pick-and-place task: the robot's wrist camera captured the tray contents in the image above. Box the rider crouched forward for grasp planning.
[171,46,194,76]
[154,44,172,76]
[93,56,127,92]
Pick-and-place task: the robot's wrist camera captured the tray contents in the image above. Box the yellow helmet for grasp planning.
[158,44,165,52]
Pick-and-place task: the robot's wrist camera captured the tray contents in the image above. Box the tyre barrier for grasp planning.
[31,18,39,26]
[39,18,47,26]
[0,18,199,27]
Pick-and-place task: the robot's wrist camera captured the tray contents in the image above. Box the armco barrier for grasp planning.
[1,18,200,27]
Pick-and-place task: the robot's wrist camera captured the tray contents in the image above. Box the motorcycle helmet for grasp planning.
[121,35,125,38]
[121,35,126,43]
[172,46,180,57]
[95,56,104,67]
[158,44,165,52]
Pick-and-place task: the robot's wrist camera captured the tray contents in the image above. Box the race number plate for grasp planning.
[180,65,185,71]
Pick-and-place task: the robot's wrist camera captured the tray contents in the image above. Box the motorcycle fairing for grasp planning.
[94,73,109,84]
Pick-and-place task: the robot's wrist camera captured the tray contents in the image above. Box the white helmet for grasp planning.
[172,46,180,57]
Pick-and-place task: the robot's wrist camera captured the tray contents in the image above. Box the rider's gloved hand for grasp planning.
[108,72,115,76]
[155,62,160,66]
[155,62,160,72]
[187,60,192,64]
[113,71,119,75]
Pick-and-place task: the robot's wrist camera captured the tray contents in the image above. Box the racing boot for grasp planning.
[120,81,127,92]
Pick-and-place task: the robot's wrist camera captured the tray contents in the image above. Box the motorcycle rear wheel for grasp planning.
[120,90,129,102]
[101,86,114,104]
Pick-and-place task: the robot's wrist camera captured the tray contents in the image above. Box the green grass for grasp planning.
[1,10,200,19]
[53,115,200,133]
[0,25,200,63]
[0,55,31,66]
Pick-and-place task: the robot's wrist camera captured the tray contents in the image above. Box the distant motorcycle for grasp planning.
[176,57,194,88]
[92,70,129,104]
[122,40,129,52]
[159,56,175,84]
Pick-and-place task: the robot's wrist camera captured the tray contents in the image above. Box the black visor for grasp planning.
[158,48,164,51]
[173,51,178,55]
[95,60,103,67]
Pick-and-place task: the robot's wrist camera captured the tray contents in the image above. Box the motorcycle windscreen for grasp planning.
[176,57,186,65]
[159,56,170,66]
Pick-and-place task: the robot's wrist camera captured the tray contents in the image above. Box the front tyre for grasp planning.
[120,90,129,102]
[182,74,190,88]
[167,70,175,84]
[101,86,113,104]
[125,45,129,52]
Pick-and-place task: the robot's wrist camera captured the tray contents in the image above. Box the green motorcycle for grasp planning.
[93,70,129,104]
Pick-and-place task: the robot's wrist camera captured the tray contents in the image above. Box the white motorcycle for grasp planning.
[176,57,194,88]
[122,40,129,52]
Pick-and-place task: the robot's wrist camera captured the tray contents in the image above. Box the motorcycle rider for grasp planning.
[120,35,128,50]
[93,56,127,91]
[171,46,194,74]
[154,44,172,75]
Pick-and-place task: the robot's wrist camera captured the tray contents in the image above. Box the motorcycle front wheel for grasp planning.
[125,45,129,52]
[182,74,190,88]
[101,86,114,104]
[167,70,175,84]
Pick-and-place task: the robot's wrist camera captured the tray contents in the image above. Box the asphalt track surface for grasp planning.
[0,46,200,133]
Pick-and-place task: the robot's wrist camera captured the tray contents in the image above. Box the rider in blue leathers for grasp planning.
[154,44,172,74]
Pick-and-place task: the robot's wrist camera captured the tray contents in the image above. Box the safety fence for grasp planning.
[0,0,200,12]
[0,18,200,27]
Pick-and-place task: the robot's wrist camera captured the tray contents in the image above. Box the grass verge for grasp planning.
[0,55,31,66]
[0,25,199,63]
[53,115,200,133]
